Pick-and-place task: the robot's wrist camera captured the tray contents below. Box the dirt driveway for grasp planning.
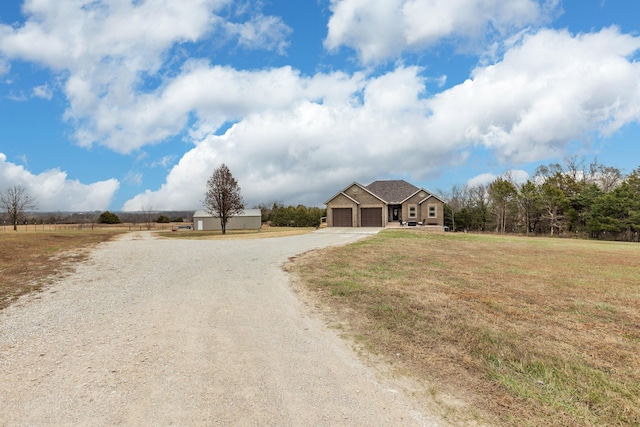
[0,229,441,426]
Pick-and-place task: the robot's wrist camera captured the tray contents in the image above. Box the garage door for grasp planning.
[332,208,353,227]
[361,208,382,227]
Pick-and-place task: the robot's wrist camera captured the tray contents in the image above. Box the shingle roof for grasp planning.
[365,180,420,204]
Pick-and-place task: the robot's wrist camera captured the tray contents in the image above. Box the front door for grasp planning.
[391,206,400,221]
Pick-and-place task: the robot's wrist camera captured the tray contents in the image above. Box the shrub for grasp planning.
[98,211,121,224]
[156,215,171,223]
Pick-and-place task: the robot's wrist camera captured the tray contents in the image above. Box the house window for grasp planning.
[408,205,417,218]
[428,205,437,218]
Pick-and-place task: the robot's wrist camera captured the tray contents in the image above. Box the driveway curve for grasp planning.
[0,229,441,426]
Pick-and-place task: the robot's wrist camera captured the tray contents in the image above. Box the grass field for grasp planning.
[289,231,640,426]
[3,227,638,425]
[0,229,125,309]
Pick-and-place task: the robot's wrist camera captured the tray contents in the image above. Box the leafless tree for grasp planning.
[594,164,623,192]
[203,164,244,234]
[444,183,466,232]
[141,205,154,230]
[0,185,37,231]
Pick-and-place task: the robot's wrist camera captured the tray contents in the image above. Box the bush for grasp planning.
[156,215,171,223]
[269,204,326,227]
[98,211,121,224]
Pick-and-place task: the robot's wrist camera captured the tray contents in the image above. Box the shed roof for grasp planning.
[193,208,262,218]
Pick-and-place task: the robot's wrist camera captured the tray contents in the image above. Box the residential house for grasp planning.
[325,180,445,228]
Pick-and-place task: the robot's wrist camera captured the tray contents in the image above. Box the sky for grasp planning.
[1,0,640,212]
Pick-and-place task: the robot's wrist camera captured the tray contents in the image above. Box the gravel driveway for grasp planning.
[0,229,441,426]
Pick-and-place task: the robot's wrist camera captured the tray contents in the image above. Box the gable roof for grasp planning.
[365,180,419,204]
[324,182,382,205]
[326,179,445,206]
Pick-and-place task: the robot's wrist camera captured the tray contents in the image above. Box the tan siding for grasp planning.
[344,184,382,205]
[327,186,384,227]
[421,200,444,226]
[326,193,358,227]
[326,182,442,228]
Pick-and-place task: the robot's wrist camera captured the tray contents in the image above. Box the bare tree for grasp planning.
[141,205,154,230]
[489,177,518,234]
[595,164,623,193]
[444,183,466,232]
[0,185,37,231]
[203,164,244,235]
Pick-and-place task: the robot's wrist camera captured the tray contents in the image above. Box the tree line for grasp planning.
[257,203,326,227]
[445,158,640,241]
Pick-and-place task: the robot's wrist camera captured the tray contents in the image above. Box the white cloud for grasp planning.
[467,169,530,188]
[225,14,292,54]
[32,84,53,100]
[0,153,119,211]
[7,91,28,101]
[151,155,178,169]
[124,171,143,185]
[424,27,640,163]
[2,2,639,212]
[0,59,9,77]
[0,0,292,151]
[122,66,452,210]
[505,169,531,184]
[67,62,365,153]
[122,27,640,210]
[466,173,497,188]
[324,0,559,63]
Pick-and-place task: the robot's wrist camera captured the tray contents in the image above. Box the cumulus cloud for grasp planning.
[122,27,640,209]
[66,62,366,153]
[0,0,292,152]
[0,153,119,211]
[424,27,640,163]
[2,2,640,211]
[466,173,497,187]
[324,0,559,63]
[122,66,452,210]
[466,169,530,188]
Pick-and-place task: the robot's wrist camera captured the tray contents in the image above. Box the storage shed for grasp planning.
[192,209,262,231]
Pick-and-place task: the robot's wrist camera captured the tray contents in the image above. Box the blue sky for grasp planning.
[1,0,639,212]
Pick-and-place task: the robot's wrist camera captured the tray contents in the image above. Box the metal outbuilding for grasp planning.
[192,209,262,231]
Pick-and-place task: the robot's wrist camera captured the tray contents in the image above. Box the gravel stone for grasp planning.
[0,229,443,426]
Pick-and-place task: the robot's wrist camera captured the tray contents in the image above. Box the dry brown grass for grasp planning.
[0,229,124,309]
[289,231,640,426]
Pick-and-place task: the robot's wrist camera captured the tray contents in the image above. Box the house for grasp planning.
[325,180,445,228]
[192,209,262,231]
